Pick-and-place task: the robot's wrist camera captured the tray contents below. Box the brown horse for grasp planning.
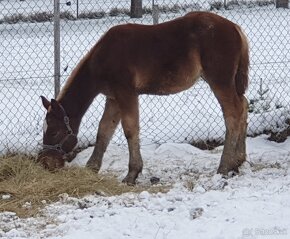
[39,11,249,185]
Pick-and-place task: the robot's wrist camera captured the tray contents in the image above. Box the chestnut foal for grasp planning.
[39,12,249,185]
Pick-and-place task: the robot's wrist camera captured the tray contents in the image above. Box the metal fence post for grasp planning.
[54,0,61,98]
[76,0,79,18]
[152,2,159,25]
[224,0,227,8]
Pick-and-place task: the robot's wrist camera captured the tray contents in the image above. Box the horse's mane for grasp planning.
[56,48,94,101]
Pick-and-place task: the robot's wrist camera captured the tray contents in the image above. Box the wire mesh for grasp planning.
[0,0,289,154]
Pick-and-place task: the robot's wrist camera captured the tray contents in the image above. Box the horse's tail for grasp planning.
[235,26,249,95]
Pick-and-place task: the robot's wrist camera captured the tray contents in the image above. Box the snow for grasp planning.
[1,135,290,239]
[0,2,290,238]
[0,0,209,18]
[0,3,289,154]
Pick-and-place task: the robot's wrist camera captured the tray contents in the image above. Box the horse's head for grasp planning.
[38,96,78,170]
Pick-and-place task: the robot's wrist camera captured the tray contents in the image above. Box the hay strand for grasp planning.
[0,155,168,217]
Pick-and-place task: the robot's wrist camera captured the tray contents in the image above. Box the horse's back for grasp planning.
[92,12,248,95]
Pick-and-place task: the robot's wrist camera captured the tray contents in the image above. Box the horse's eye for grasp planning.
[47,131,58,138]
[51,132,58,137]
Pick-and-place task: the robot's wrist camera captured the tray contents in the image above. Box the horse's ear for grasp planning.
[50,99,63,116]
[41,96,50,110]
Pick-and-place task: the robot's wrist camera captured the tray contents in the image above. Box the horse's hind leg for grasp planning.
[86,98,121,172]
[118,92,143,185]
[210,84,248,175]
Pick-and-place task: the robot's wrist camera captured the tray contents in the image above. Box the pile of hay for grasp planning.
[0,155,165,218]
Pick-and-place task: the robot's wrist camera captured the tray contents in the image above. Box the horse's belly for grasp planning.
[138,75,200,95]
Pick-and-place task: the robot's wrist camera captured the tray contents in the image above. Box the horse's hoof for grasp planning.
[86,163,100,173]
[122,176,136,186]
[217,165,239,178]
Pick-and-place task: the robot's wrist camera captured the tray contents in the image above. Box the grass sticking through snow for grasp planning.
[0,155,168,218]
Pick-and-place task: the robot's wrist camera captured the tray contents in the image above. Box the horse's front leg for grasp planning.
[86,98,121,172]
[119,93,143,185]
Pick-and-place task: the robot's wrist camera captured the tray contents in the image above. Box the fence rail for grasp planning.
[0,0,289,154]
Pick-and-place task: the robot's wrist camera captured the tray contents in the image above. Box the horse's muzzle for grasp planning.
[37,150,65,171]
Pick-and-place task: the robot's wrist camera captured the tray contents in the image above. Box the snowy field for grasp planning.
[0,2,290,239]
[1,135,290,238]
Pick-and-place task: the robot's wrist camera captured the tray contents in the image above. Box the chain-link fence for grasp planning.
[0,0,289,154]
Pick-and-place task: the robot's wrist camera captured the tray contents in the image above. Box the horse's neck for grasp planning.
[58,62,97,124]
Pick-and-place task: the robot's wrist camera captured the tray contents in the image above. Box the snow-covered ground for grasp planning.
[1,135,290,239]
[0,3,290,238]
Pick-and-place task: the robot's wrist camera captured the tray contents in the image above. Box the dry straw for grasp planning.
[0,155,167,218]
